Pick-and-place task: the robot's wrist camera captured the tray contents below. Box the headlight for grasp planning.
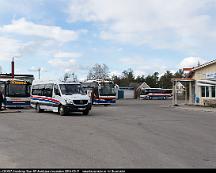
[65,99,73,104]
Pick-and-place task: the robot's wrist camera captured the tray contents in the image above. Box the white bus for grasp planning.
[82,80,117,105]
[140,88,172,100]
[31,80,92,116]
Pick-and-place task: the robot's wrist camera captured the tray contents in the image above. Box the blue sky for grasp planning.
[0,0,216,80]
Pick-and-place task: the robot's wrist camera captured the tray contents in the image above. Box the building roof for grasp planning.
[192,59,216,72]
[136,82,150,91]
[186,59,216,78]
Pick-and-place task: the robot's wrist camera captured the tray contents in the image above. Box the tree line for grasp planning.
[64,63,184,89]
[112,68,184,89]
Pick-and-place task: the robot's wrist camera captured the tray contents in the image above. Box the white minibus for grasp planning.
[31,80,92,116]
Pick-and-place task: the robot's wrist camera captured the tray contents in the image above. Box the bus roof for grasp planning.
[0,78,27,82]
[144,88,162,90]
[32,80,80,85]
[84,79,113,83]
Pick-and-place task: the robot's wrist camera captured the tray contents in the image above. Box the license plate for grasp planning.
[78,108,85,110]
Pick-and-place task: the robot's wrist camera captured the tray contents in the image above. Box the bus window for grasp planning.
[99,83,116,96]
[7,83,30,97]
[44,84,53,97]
[54,85,61,96]
[0,84,5,95]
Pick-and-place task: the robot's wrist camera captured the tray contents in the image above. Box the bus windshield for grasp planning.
[59,84,85,95]
[8,84,30,97]
[99,83,116,96]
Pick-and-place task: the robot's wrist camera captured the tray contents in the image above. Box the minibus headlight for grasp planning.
[65,99,73,104]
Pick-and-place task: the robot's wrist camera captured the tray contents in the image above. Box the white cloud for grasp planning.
[109,70,121,76]
[119,56,169,76]
[0,18,78,43]
[68,0,216,51]
[178,57,207,68]
[48,58,79,72]
[0,36,27,60]
[53,51,82,59]
[49,50,83,72]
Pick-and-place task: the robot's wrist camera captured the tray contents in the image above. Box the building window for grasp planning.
[201,86,210,98]
[201,86,205,97]
[206,86,209,97]
[212,86,216,98]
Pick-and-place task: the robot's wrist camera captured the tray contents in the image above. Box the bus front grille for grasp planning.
[73,100,88,105]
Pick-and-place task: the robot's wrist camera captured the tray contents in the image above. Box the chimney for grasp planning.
[11,57,14,79]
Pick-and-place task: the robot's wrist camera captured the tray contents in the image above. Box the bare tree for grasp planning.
[87,64,109,80]
[63,72,78,82]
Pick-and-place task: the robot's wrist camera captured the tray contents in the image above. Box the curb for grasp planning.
[0,110,22,113]
[172,106,216,113]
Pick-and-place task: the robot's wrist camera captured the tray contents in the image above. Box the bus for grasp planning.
[31,80,92,116]
[140,88,172,100]
[82,80,117,105]
[0,78,31,108]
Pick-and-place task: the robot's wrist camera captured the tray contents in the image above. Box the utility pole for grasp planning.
[29,67,46,80]
[11,57,15,79]
[38,67,41,80]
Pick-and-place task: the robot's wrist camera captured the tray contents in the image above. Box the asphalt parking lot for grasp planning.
[0,99,216,168]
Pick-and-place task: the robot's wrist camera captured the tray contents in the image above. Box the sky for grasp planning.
[0,0,216,80]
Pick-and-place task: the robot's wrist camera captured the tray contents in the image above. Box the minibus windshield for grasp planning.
[59,84,85,95]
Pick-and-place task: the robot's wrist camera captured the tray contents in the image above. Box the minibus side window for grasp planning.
[38,84,45,96]
[44,84,53,97]
[54,85,61,96]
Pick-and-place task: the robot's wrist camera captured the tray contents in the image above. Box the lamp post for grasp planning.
[29,67,47,80]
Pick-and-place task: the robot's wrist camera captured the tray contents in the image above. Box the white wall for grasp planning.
[123,89,134,99]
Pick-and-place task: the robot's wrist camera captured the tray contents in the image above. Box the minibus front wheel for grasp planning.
[83,110,89,115]
[59,105,67,116]
[36,104,43,113]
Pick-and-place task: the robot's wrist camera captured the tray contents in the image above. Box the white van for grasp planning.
[31,80,92,116]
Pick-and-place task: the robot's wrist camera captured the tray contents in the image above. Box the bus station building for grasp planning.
[173,59,216,106]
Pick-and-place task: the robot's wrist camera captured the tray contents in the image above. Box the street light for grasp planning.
[29,67,47,80]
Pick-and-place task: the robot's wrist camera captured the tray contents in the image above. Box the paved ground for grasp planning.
[0,100,216,168]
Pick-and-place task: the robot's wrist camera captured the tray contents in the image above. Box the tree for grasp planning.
[112,75,121,85]
[153,72,159,87]
[145,75,156,88]
[159,71,173,89]
[136,75,145,83]
[174,69,184,78]
[87,64,109,80]
[63,72,78,82]
[120,68,135,86]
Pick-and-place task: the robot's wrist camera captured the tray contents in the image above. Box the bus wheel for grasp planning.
[59,105,66,116]
[83,110,89,115]
[149,97,152,100]
[36,104,43,113]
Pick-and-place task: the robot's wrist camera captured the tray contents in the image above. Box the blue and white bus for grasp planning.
[0,78,31,108]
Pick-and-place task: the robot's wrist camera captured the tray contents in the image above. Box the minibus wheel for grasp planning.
[36,104,43,113]
[59,105,66,116]
[83,110,89,115]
